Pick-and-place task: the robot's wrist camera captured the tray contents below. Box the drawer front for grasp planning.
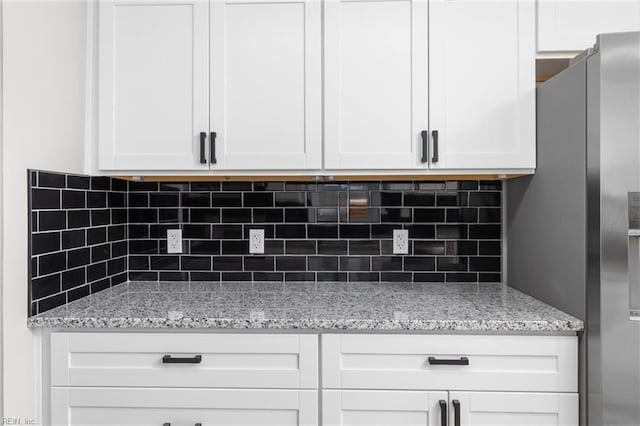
[51,387,318,426]
[322,334,577,392]
[51,332,318,389]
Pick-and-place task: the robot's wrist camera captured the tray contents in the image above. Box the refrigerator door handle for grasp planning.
[628,192,640,320]
[628,231,640,320]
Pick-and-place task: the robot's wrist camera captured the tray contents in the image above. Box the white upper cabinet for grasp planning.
[210,0,322,170]
[538,0,640,53]
[323,0,429,170]
[95,0,536,174]
[429,0,536,170]
[98,0,321,171]
[98,0,209,171]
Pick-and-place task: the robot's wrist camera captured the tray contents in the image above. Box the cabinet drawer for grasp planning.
[51,332,318,389]
[322,334,577,392]
[51,387,318,426]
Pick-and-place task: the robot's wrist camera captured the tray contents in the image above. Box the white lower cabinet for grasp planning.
[321,334,579,426]
[50,332,318,389]
[48,332,319,426]
[450,392,578,426]
[322,390,447,426]
[46,332,578,426]
[51,388,318,426]
[322,390,578,426]
[322,334,577,392]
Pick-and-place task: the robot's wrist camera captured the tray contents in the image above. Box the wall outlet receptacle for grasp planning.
[249,229,265,254]
[167,229,183,254]
[393,229,409,254]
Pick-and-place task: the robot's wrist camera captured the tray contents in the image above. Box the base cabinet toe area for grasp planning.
[44,332,578,426]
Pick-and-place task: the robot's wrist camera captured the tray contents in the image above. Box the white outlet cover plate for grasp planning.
[393,229,409,254]
[167,229,183,254]
[249,229,265,254]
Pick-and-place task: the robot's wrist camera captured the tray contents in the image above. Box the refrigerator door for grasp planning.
[587,32,640,426]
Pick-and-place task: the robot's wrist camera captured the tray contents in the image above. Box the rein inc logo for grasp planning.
[2,418,35,425]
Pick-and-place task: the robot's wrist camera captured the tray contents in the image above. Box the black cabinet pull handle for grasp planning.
[210,132,217,165]
[438,400,447,426]
[432,130,439,163]
[163,423,170,426]
[162,354,202,364]
[195,424,202,426]
[421,130,429,163]
[199,132,207,164]
[453,399,461,426]
[428,356,469,366]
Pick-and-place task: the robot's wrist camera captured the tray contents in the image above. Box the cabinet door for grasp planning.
[98,0,209,170]
[324,0,429,170]
[210,0,321,170]
[538,0,640,52]
[429,0,536,170]
[449,392,578,426]
[51,388,318,426]
[323,390,447,426]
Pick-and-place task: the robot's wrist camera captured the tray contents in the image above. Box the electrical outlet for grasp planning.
[167,229,183,254]
[249,229,265,254]
[393,229,409,254]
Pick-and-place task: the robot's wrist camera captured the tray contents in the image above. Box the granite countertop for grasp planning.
[27,281,583,332]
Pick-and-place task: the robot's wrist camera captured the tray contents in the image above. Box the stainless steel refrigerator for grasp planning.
[508,32,640,426]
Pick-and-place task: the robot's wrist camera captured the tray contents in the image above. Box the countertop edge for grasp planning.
[27,317,584,332]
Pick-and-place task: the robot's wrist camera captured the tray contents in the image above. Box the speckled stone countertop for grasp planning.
[27,281,583,332]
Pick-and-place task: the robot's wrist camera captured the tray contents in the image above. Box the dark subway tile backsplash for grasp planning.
[161,178,498,283]
[29,171,503,315]
[29,170,128,316]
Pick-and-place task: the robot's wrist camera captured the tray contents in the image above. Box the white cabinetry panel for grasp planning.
[429,0,536,170]
[538,0,640,52]
[45,332,579,426]
[322,390,447,426]
[322,334,577,392]
[51,332,318,389]
[98,0,209,170]
[324,0,428,170]
[210,0,321,170]
[95,0,536,174]
[51,388,318,426]
[450,392,579,426]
